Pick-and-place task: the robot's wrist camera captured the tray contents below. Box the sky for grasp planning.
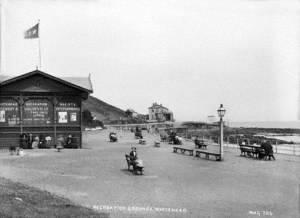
[1,0,299,122]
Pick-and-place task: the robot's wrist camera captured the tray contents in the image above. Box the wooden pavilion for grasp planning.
[0,70,93,148]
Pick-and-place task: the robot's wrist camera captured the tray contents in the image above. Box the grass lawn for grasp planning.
[0,177,109,218]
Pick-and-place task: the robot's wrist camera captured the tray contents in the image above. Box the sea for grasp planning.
[228,121,300,129]
[228,121,300,144]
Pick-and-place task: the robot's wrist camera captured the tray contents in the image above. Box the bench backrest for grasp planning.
[0,138,20,149]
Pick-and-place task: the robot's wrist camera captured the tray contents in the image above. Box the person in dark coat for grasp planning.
[259,140,268,159]
[56,135,65,151]
[28,134,33,149]
[129,147,137,161]
[129,147,138,171]
[129,147,143,173]
[66,134,73,148]
[265,140,275,160]
[20,133,28,149]
[109,132,117,142]
[169,131,176,144]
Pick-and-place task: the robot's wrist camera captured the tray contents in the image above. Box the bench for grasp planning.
[135,132,143,139]
[239,145,255,157]
[0,138,20,150]
[195,150,221,161]
[239,145,265,158]
[160,134,168,142]
[194,140,207,150]
[252,147,264,158]
[125,154,144,175]
[239,145,275,160]
[173,146,193,156]
[154,141,160,147]
[9,146,20,155]
[109,133,118,142]
[139,139,146,145]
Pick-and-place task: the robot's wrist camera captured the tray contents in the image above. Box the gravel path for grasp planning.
[0,129,299,218]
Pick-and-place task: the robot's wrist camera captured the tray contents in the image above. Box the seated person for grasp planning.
[56,135,65,150]
[135,131,143,139]
[194,136,203,147]
[129,147,143,169]
[168,131,177,144]
[45,135,52,148]
[66,134,73,147]
[109,132,117,142]
[20,133,28,149]
[173,135,182,145]
[38,135,45,148]
[32,136,40,149]
[129,147,138,161]
[194,136,199,144]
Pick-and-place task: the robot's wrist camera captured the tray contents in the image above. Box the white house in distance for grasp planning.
[148,103,174,122]
[207,115,216,124]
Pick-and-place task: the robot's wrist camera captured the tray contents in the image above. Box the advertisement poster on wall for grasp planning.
[0,110,5,122]
[70,112,77,122]
[58,111,68,123]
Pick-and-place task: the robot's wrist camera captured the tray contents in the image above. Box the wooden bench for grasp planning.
[135,132,143,139]
[252,147,264,158]
[0,138,20,150]
[195,150,221,161]
[160,134,168,142]
[109,133,118,142]
[9,146,20,155]
[154,141,160,147]
[239,145,273,160]
[194,140,207,150]
[139,139,146,145]
[239,145,255,157]
[173,146,193,156]
[125,154,144,175]
[239,145,265,158]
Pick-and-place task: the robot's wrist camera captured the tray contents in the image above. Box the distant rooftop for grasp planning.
[149,102,169,110]
[0,71,93,92]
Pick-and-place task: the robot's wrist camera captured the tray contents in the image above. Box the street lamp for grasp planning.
[217,104,226,161]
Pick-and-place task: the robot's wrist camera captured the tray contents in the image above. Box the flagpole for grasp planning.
[0,1,2,75]
[38,19,41,70]
[0,0,7,75]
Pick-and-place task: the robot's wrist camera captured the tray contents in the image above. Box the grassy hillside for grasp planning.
[82,95,126,123]
[0,177,107,218]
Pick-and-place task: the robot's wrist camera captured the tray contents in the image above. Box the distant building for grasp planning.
[207,115,216,124]
[125,109,138,118]
[148,103,174,122]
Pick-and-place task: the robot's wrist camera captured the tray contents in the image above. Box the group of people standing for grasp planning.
[260,140,275,160]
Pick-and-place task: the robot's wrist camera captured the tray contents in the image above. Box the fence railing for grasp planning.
[222,142,300,156]
[177,135,300,156]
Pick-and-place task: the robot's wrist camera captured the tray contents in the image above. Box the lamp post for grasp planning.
[217,104,226,161]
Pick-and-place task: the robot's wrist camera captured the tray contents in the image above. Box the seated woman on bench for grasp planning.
[194,136,205,149]
[129,147,143,169]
